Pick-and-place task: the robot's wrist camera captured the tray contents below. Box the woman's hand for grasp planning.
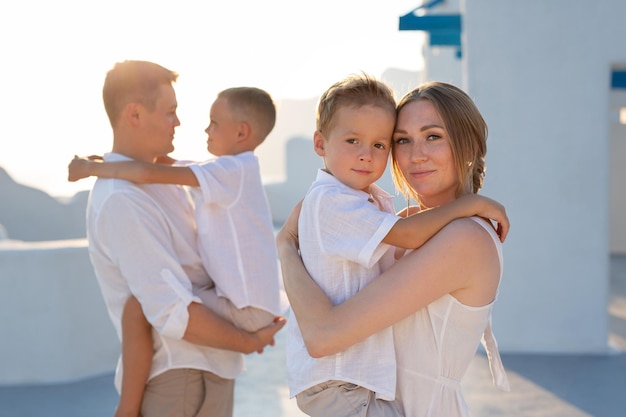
[276,200,303,253]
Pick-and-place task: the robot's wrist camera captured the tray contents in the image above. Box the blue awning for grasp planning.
[612,71,626,89]
[399,0,462,57]
[399,14,461,47]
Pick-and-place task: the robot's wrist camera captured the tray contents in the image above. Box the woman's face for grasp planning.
[393,99,459,208]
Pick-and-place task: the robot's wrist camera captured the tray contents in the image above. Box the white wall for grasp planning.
[462,0,626,353]
[0,240,119,384]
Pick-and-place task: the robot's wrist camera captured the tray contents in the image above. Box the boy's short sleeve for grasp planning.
[188,157,243,207]
[305,185,399,268]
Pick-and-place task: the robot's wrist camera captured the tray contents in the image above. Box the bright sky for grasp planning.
[0,0,425,198]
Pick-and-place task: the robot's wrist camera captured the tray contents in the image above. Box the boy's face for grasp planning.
[205,97,241,157]
[314,104,394,192]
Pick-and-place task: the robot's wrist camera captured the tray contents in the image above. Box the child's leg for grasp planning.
[115,296,152,417]
[196,287,275,332]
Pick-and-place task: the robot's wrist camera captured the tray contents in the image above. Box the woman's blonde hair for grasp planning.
[391,81,488,205]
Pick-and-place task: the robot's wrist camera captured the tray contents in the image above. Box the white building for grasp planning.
[400,0,625,353]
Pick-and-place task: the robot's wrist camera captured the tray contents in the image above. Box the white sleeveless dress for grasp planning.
[393,217,510,417]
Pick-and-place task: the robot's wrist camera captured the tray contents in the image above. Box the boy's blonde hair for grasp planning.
[218,87,276,144]
[392,81,488,204]
[102,60,178,127]
[316,73,397,136]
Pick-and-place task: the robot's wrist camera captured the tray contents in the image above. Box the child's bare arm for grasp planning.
[67,156,200,186]
[383,193,509,248]
[466,194,509,241]
[67,155,102,182]
[392,205,419,259]
[155,155,177,165]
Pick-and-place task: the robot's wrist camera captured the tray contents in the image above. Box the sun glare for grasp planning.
[0,0,424,198]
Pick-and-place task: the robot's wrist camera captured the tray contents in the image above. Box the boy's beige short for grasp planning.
[296,380,402,417]
[141,368,234,417]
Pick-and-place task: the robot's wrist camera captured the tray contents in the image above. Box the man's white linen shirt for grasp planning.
[187,151,283,315]
[286,169,401,401]
[87,153,244,393]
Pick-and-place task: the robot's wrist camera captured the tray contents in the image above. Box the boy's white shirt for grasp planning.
[286,169,401,400]
[187,151,286,315]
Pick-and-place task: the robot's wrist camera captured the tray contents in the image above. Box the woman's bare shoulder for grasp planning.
[442,218,502,305]
[435,217,498,246]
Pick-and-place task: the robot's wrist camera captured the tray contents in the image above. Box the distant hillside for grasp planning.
[0,167,88,241]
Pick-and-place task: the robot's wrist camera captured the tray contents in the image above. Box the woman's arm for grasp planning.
[277,204,500,358]
[68,156,200,186]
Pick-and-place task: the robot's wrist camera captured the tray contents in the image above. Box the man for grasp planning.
[87,60,285,417]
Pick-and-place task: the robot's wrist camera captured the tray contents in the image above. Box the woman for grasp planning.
[277,81,510,417]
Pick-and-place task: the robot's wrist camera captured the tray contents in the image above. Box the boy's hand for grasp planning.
[67,155,100,182]
[470,194,510,242]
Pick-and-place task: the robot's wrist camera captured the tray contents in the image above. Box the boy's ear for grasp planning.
[237,122,251,142]
[313,131,326,156]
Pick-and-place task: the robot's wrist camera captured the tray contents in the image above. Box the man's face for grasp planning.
[140,83,180,160]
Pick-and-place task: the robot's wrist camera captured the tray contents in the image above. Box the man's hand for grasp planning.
[253,316,287,354]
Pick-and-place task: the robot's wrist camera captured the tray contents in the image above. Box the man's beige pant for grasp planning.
[141,368,234,417]
[296,380,402,417]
